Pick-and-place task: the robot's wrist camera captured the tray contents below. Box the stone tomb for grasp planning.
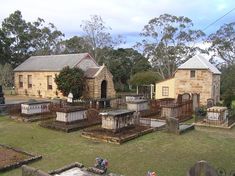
[40,107,101,133]
[125,95,144,102]
[101,109,135,132]
[56,106,87,123]
[21,100,50,115]
[82,109,154,144]
[207,106,228,121]
[126,99,149,112]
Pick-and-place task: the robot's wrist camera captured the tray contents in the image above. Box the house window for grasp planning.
[19,75,23,88]
[28,75,32,88]
[162,86,169,96]
[190,70,196,78]
[47,76,53,90]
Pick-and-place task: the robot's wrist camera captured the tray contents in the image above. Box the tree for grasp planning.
[207,22,235,65]
[0,63,14,88]
[1,10,31,66]
[220,64,235,107]
[99,48,151,91]
[138,14,205,79]
[28,18,64,55]
[0,10,64,67]
[80,15,123,63]
[54,66,84,99]
[130,70,162,86]
[57,36,92,54]
[0,29,12,65]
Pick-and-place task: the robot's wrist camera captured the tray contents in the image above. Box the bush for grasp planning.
[55,66,84,99]
[130,71,162,86]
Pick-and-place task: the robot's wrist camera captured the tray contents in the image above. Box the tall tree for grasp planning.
[80,15,122,63]
[99,48,151,91]
[138,14,205,79]
[57,36,92,54]
[0,10,64,67]
[28,18,64,55]
[207,22,235,65]
[1,10,31,66]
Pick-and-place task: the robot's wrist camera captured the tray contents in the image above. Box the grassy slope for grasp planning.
[0,116,234,176]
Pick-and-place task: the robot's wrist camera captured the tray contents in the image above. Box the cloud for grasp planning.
[0,0,234,47]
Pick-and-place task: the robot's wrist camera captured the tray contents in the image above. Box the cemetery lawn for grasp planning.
[0,116,235,176]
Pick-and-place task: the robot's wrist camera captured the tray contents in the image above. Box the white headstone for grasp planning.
[67,92,73,103]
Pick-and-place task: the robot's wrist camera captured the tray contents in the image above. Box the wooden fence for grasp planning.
[161,100,193,122]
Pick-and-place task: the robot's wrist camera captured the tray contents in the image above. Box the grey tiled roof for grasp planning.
[178,54,221,74]
[84,67,100,78]
[14,53,93,72]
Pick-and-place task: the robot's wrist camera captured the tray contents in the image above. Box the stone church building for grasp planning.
[155,54,221,105]
[14,53,116,99]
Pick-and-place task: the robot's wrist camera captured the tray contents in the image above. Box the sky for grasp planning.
[0,0,234,48]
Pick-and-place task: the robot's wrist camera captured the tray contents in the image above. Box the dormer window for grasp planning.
[190,70,195,78]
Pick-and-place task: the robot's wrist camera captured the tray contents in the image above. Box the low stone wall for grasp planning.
[22,165,50,176]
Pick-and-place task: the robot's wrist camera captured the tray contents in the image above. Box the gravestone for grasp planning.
[187,160,218,176]
[182,93,191,102]
[166,117,179,134]
[207,98,214,108]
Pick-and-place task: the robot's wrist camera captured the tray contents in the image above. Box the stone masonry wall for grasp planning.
[175,69,213,105]
[14,71,61,98]
[85,66,116,99]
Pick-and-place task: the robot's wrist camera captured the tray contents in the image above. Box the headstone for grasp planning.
[187,160,218,176]
[166,117,179,134]
[67,92,73,103]
[207,98,214,108]
[182,93,191,102]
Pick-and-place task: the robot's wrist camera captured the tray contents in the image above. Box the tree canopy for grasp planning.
[0,10,64,67]
[138,14,205,79]
[54,66,84,99]
[130,70,162,86]
[207,22,235,65]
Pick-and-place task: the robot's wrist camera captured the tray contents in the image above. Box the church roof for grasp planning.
[14,53,98,72]
[178,54,221,74]
[84,67,100,78]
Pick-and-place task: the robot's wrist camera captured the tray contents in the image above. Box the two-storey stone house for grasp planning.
[155,54,221,105]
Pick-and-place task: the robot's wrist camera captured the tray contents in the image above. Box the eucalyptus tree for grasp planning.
[207,22,235,65]
[138,14,205,79]
[80,15,123,63]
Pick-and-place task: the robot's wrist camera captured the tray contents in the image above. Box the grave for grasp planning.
[22,162,123,176]
[166,117,194,134]
[207,106,228,122]
[82,109,154,144]
[21,99,51,115]
[187,160,218,176]
[40,108,101,132]
[56,106,87,123]
[0,144,41,172]
[125,94,143,102]
[126,99,149,112]
[101,109,135,133]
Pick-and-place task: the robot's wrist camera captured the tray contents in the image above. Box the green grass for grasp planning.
[0,116,235,176]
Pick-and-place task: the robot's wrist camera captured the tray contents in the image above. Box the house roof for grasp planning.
[178,54,221,74]
[84,67,100,78]
[14,53,96,72]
